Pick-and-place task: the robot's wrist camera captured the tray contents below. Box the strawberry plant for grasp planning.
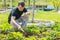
[7,32,24,40]
[24,36,36,40]
[42,31,51,37]
[0,23,13,34]
[0,34,7,40]
[55,32,60,38]
[23,25,40,35]
[38,36,52,40]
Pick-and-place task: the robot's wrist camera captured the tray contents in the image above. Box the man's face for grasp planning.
[18,5,24,11]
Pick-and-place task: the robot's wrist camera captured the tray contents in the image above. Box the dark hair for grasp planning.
[18,2,25,7]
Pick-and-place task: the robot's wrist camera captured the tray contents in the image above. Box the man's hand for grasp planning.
[26,12,30,15]
[24,12,30,19]
[18,26,21,30]
[18,26,24,32]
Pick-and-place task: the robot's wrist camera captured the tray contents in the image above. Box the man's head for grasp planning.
[18,2,25,11]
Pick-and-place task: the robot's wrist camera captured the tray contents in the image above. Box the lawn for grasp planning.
[30,10,60,22]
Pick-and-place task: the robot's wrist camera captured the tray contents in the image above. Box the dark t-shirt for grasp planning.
[8,7,27,24]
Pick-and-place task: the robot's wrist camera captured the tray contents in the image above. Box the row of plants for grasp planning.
[0,22,60,40]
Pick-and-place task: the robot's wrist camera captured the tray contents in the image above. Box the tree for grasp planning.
[32,0,35,23]
[51,0,60,11]
[43,0,60,11]
[4,0,6,10]
[28,0,30,6]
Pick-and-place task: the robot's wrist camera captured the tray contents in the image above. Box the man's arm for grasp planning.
[11,16,24,32]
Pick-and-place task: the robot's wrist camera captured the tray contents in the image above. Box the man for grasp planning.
[8,2,30,36]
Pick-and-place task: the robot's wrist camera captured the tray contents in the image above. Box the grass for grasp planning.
[0,10,60,23]
[0,12,9,24]
[30,10,60,22]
